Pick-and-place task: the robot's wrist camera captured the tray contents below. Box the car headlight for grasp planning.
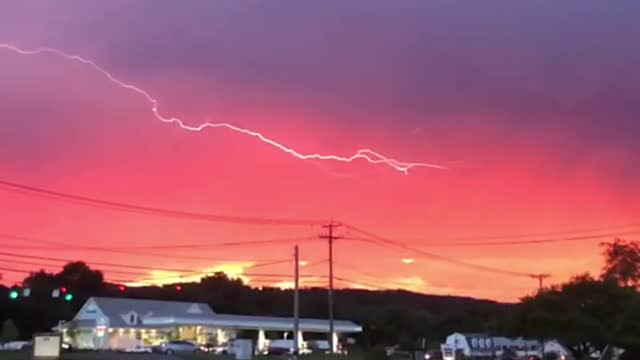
[424,354,431,360]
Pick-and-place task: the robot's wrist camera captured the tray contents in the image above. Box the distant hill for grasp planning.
[1,269,513,344]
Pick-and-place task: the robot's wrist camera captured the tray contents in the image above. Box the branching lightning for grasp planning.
[0,44,445,174]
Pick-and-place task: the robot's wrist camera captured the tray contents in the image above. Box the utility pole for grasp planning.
[293,245,300,359]
[531,274,551,291]
[320,222,342,354]
[530,273,550,359]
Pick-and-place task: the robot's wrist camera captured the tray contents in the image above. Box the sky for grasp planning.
[1,1,639,302]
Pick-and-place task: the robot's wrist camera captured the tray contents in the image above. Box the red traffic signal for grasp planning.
[118,285,126,292]
[175,285,182,292]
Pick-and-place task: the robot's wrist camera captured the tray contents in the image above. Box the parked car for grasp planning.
[1,341,30,351]
[266,347,291,356]
[158,340,198,354]
[198,343,231,354]
[124,345,152,353]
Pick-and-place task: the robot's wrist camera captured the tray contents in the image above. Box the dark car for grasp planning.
[267,347,291,356]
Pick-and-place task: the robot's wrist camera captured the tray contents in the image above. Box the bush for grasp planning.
[365,346,388,360]
[620,345,640,360]
[0,320,19,342]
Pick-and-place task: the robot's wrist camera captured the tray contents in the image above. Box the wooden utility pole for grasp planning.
[320,222,342,354]
[531,274,551,290]
[293,245,300,358]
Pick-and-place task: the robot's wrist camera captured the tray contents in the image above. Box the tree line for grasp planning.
[1,239,640,359]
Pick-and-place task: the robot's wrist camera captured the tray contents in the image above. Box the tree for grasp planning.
[513,274,640,358]
[23,270,60,297]
[601,239,640,287]
[0,319,19,342]
[620,345,640,360]
[59,261,105,295]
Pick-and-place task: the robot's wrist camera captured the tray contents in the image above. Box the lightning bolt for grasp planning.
[0,43,445,174]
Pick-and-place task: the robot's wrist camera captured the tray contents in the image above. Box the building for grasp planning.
[445,333,495,358]
[56,297,362,352]
[495,337,541,358]
[445,333,573,359]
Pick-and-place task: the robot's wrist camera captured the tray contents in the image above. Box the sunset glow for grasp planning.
[1,1,639,302]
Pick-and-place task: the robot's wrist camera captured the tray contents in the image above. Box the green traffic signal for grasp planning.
[64,293,74,302]
[9,290,19,300]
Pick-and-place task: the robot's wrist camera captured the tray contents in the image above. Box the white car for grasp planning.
[124,345,152,353]
[199,343,232,354]
[2,341,30,351]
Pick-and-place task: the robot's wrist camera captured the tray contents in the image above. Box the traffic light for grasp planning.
[118,285,126,292]
[8,289,19,300]
[64,293,74,302]
[175,285,182,292]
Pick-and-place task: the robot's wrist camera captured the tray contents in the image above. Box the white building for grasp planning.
[56,297,362,352]
[445,333,495,358]
[445,333,572,359]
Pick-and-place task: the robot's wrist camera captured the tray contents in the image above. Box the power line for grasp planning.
[334,276,386,290]
[0,265,124,283]
[344,224,536,278]
[0,256,295,286]
[0,179,325,226]
[0,251,189,272]
[333,261,382,282]
[333,261,446,291]
[0,233,304,262]
[0,233,316,251]
[344,229,640,247]
[0,258,153,277]
[421,223,640,241]
[0,250,288,275]
[0,263,311,287]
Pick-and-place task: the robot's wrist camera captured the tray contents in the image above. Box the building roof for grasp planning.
[62,297,362,333]
[92,297,215,327]
[460,333,489,338]
[154,313,362,332]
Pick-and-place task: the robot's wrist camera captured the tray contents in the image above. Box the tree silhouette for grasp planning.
[513,242,640,358]
[601,239,640,287]
[59,261,105,296]
[0,319,19,342]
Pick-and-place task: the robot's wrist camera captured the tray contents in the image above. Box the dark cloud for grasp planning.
[1,0,639,178]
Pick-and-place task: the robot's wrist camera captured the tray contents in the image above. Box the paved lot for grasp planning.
[0,351,360,360]
[0,351,212,360]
